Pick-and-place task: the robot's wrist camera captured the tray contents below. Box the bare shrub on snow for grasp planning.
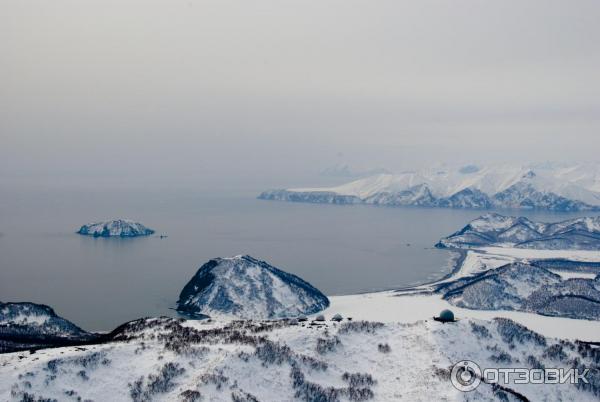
[297,354,328,371]
[231,389,260,402]
[254,340,293,366]
[341,372,376,387]
[432,366,451,381]
[199,369,229,390]
[179,389,202,402]
[316,336,341,355]
[290,363,376,402]
[377,343,391,353]
[470,322,491,339]
[129,362,185,402]
[489,351,512,364]
[542,344,567,361]
[338,321,384,335]
[494,318,546,348]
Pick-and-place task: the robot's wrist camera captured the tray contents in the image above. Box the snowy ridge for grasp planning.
[77,219,154,237]
[2,316,599,401]
[259,163,600,211]
[0,302,96,353]
[437,213,600,250]
[177,255,330,319]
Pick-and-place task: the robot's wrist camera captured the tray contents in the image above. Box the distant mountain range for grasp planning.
[259,163,600,212]
[177,255,329,319]
[437,213,600,250]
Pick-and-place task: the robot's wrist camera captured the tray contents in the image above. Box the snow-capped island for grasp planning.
[259,163,600,212]
[77,219,155,238]
[177,255,330,319]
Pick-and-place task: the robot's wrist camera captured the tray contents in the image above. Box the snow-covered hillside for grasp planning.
[2,316,599,401]
[0,302,96,353]
[437,213,600,250]
[259,163,600,211]
[434,262,600,320]
[419,214,600,320]
[77,219,155,237]
[177,255,330,319]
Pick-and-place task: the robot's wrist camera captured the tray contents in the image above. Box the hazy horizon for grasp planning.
[2,1,600,193]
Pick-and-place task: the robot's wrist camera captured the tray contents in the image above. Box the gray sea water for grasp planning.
[0,185,588,331]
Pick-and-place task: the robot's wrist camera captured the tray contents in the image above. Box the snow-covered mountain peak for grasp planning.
[468,213,518,232]
[176,255,329,319]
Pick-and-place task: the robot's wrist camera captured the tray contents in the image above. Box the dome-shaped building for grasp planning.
[434,309,455,323]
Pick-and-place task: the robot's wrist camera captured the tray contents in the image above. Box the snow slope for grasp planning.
[2,316,598,401]
[177,255,330,319]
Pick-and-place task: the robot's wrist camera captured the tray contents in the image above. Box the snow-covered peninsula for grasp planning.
[260,163,600,212]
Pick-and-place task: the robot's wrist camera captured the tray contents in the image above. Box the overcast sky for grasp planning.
[2,0,599,191]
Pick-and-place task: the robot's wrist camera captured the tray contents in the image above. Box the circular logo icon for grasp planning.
[450,360,482,392]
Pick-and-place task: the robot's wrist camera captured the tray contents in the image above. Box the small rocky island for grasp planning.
[177,255,330,319]
[77,219,154,237]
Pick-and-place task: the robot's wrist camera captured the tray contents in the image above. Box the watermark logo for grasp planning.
[450,360,482,391]
[450,360,589,392]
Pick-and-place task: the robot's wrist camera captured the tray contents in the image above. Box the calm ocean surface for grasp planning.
[0,186,587,331]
